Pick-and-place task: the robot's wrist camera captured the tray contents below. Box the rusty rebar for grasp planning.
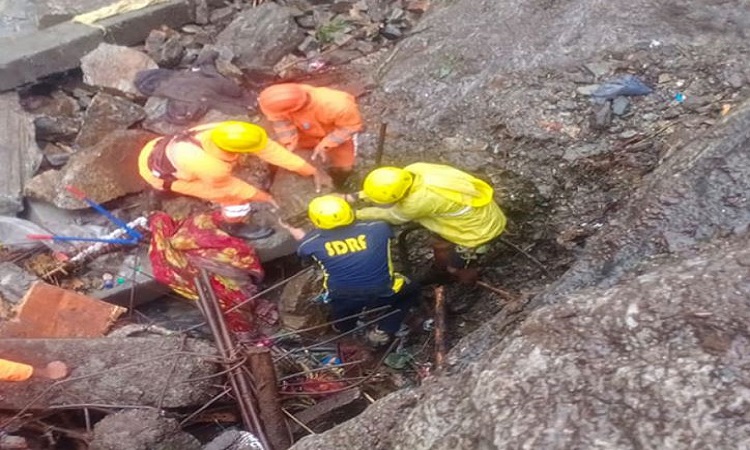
[434,285,447,372]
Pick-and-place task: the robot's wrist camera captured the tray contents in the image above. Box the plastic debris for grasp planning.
[675,92,686,103]
[591,75,653,100]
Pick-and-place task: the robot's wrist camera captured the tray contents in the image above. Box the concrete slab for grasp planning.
[0,0,199,91]
[0,337,219,410]
[89,250,170,308]
[0,92,43,215]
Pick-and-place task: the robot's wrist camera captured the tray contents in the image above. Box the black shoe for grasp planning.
[221,222,275,240]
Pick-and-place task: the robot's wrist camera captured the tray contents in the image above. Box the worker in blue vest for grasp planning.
[280,195,420,346]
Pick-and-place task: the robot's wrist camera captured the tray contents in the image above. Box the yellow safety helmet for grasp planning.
[210,121,268,153]
[308,195,354,230]
[362,167,413,204]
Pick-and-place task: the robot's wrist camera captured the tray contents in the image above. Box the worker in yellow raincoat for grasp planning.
[351,163,506,284]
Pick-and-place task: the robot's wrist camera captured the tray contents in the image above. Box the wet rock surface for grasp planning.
[81,43,158,95]
[75,93,146,147]
[25,129,155,209]
[293,237,750,450]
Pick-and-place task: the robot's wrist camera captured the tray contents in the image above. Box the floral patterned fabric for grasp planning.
[148,211,275,334]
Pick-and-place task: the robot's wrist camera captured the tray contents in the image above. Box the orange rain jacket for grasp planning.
[0,358,33,381]
[261,85,363,169]
[138,123,317,207]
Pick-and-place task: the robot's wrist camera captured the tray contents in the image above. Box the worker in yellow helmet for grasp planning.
[349,163,507,285]
[138,121,332,240]
[278,195,420,346]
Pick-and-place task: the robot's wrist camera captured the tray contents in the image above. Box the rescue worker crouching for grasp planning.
[279,195,421,346]
[351,163,507,285]
[258,83,363,189]
[138,121,333,240]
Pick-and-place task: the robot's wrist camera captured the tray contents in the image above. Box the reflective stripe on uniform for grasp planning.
[221,203,252,218]
[353,133,359,157]
[437,205,472,217]
[275,129,298,139]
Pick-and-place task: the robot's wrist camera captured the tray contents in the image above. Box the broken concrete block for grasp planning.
[90,409,202,450]
[215,3,306,71]
[0,281,126,338]
[0,263,40,320]
[25,129,156,209]
[0,92,43,215]
[278,267,327,331]
[0,337,219,410]
[75,93,146,148]
[81,43,158,95]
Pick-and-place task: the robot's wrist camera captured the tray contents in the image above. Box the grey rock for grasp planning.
[89,250,170,308]
[0,92,43,215]
[591,101,612,129]
[380,24,403,40]
[141,96,187,135]
[298,35,320,54]
[611,96,630,116]
[576,84,601,96]
[25,129,156,210]
[144,28,185,68]
[34,115,82,142]
[0,262,39,308]
[90,409,202,450]
[20,90,79,117]
[583,61,615,79]
[75,93,146,148]
[562,143,607,161]
[23,198,100,239]
[726,72,745,89]
[194,0,210,25]
[295,13,317,29]
[81,43,158,95]
[210,6,237,25]
[215,3,306,71]
[619,129,638,139]
[0,337,219,410]
[40,143,75,167]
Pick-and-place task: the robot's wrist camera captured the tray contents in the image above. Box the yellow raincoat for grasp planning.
[356,163,506,248]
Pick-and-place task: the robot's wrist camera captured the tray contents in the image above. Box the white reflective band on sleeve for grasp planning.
[222,204,252,218]
[353,133,359,157]
[390,209,410,222]
[437,206,472,217]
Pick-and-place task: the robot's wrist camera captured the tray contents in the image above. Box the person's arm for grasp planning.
[256,140,316,176]
[182,147,275,204]
[312,101,363,160]
[355,204,415,225]
[278,218,307,241]
[264,114,299,151]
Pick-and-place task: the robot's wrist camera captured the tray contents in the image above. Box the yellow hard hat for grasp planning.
[308,195,354,230]
[362,167,413,204]
[210,121,268,153]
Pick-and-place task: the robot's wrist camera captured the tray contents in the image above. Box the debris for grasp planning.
[721,104,732,116]
[89,409,202,450]
[33,115,82,143]
[269,151,332,222]
[90,250,169,308]
[591,74,653,100]
[203,428,264,450]
[289,388,366,434]
[675,92,686,103]
[210,7,237,25]
[81,43,158,95]
[21,89,80,117]
[0,263,40,317]
[583,61,614,79]
[611,96,631,116]
[0,281,125,338]
[215,3,306,71]
[278,264,327,330]
[591,101,613,129]
[144,27,185,68]
[244,347,291,450]
[0,93,43,215]
[0,337,219,411]
[24,129,156,210]
[75,93,146,148]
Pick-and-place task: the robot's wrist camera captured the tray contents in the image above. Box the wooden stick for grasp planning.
[375,122,388,166]
[433,285,447,372]
[476,281,516,301]
[245,347,291,450]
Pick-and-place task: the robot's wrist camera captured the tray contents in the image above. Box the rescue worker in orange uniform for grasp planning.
[138,121,332,240]
[258,83,363,188]
[0,358,68,381]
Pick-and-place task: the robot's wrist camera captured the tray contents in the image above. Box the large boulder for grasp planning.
[293,237,750,450]
[215,3,305,72]
[75,93,146,148]
[81,43,158,95]
[24,129,155,209]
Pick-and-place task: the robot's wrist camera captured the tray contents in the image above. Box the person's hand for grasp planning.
[266,197,280,212]
[37,361,68,380]
[312,170,333,193]
[278,218,306,240]
[311,144,329,163]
